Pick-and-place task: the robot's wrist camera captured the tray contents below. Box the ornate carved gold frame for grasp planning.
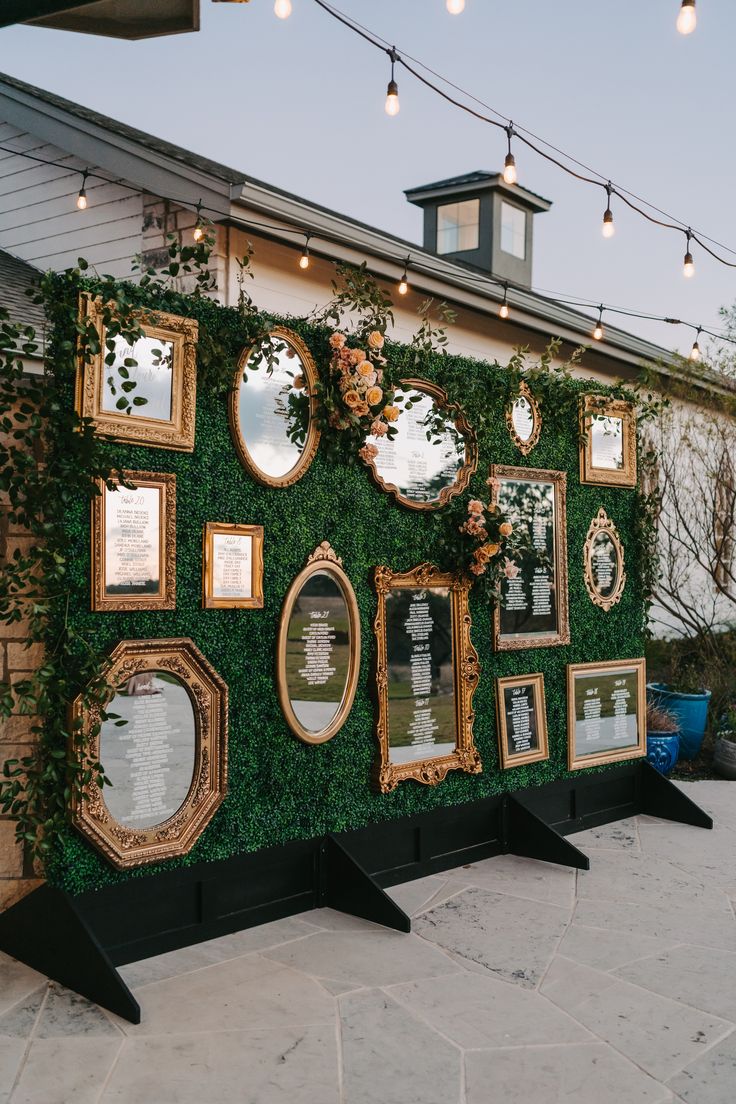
[567,657,646,770]
[583,508,627,612]
[364,378,478,511]
[372,563,481,792]
[579,395,637,488]
[228,326,321,488]
[505,381,542,456]
[488,465,570,650]
[71,637,228,869]
[76,294,198,452]
[91,471,176,612]
[202,522,264,609]
[276,542,361,746]
[495,673,549,769]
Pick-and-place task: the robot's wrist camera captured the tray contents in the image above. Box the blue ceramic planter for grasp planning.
[647,683,711,760]
[646,730,680,775]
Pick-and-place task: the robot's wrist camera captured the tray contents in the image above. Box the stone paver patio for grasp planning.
[1,780,735,1103]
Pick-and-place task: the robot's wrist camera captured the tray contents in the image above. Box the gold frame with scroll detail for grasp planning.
[506,381,542,456]
[363,378,478,511]
[276,541,361,746]
[495,673,549,769]
[76,293,198,452]
[70,637,228,870]
[579,395,637,488]
[372,563,482,793]
[228,326,321,488]
[583,508,627,612]
[91,470,176,612]
[567,657,646,771]
[488,465,570,651]
[202,522,264,610]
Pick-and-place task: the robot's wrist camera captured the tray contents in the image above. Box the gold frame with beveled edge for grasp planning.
[202,522,264,610]
[567,657,646,770]
[505,380,542,456]
[495,673,549,769]
[579,395,637,488]
[583,508,627,612]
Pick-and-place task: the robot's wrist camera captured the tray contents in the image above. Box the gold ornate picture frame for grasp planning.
[489,465,570,650]
[583,508,627,611]
[580,395,637,487]
[229,326,321,488]
[496,673,549,769]
[277,541,361,746]
[372,563,481,792]
[71,637,228,869]
[363,378,478,511]
[76,294,198,452]
[202,522,264,610]
[91,470,176,612]
[506,381,542,456]
[567,657,646,770]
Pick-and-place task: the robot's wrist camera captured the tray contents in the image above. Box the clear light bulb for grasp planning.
[398,277,408,295]
[299,252,310,270]
[446,0,465,12]
[602,210,615,238]
[503,153,517,185]
[593,324,604,341]
[274,0,292,18]
[193,224,204,242]
[76,190,87,211]
[677,0,696,34]
[499,302,509,319]
[683,252,695,278]
[689,340,701,361]
[385,80,400,116]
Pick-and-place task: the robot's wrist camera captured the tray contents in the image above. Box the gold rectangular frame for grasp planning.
[489,465,570,650]
[567,657,646,770]
[202,522,264,609]
[76,293,198,452]
[579,395,637,488]
[372,562,482,793]
[495,673,549,769]
[91,470,176,612]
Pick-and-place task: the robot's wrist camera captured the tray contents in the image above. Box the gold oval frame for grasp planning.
[229,326,321,488]
[583,507,627,611]
[71,637,228,870]
[506,381,541,456]
[363,378,478,511]
[277,542,361,746]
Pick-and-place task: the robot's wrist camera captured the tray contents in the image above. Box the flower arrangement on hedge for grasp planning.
[434,481,515,600]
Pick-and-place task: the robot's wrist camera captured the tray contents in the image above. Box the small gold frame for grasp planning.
[363,378,478,511]
[276,541,361,745]
[91,470,176,612]
[506,381,542,456]
[71,637,228,869]
[372,563,482,793]
[583,508,627,612]
[489,465,570,650]
[229,326,321,488]
[202,522,264,610]
[495,673,549,769]
[567,657,646,770]
[76,294,198,452]
[580,395,637,488]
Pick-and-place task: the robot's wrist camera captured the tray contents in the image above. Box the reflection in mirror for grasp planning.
[583,508,626,611]
[366,380,476,509]
[506,382,541,456]
[590,531,620,598]
[101,335,174,422]
[590,414,624,471]
[512,396,535,441]
[231,328,320,487]
[100,670,196,830]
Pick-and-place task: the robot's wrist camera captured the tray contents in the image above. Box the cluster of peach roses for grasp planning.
[327,331,400,462]
[460,479,514,577]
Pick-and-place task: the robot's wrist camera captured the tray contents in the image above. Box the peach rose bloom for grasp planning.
[344,390,360,408]
[370,419,388,437]
[330,333,347,349]
[358,442,379,462]
[467,499,485,515]
[366,386,383,406]
[499,522,513,537]
[367,330,385,349]
[354,401,370,417]
[383,405,399,422]
[350,348,366,365]
[470,562,486,576]
[358,361,374,376]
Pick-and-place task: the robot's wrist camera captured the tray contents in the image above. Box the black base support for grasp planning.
[503,795,590,870]
[0,759,711,1025]
[0,884,140,1023]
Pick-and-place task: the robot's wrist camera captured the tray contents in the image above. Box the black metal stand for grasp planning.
[319,835,410,932]
[639,759,714,828]
[503,794,590,870]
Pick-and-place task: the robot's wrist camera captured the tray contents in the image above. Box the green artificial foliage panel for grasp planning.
[47,286,646,895]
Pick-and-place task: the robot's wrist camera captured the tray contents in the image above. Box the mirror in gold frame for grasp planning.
[506,381,541,456]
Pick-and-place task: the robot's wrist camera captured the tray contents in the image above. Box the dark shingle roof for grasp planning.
[0,249,45,335]
[405,170,552,208]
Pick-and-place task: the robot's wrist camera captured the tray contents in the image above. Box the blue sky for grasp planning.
[2,0,734,355]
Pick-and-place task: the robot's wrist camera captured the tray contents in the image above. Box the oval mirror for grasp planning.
[277,542,361,745]
[230,327,320,487]
[100,669,197,830]
[364,378,477,509]
[583,508,626,611]
[506,382,541,455]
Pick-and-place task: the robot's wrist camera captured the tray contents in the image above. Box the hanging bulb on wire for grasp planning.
[76,169,89,211]
[398,256,410,295]
[503,125,517,185]
[683,229,695,278]
[192,201,204,243]
[602,183,615,238]
[274,0,292,18]
[689,326,702,360]
[385,48,400,116]
[593,306,604,341]
[299,232,311,270]
[677,0,696,34]
[499,283,510,319]
[446,0,465,12]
